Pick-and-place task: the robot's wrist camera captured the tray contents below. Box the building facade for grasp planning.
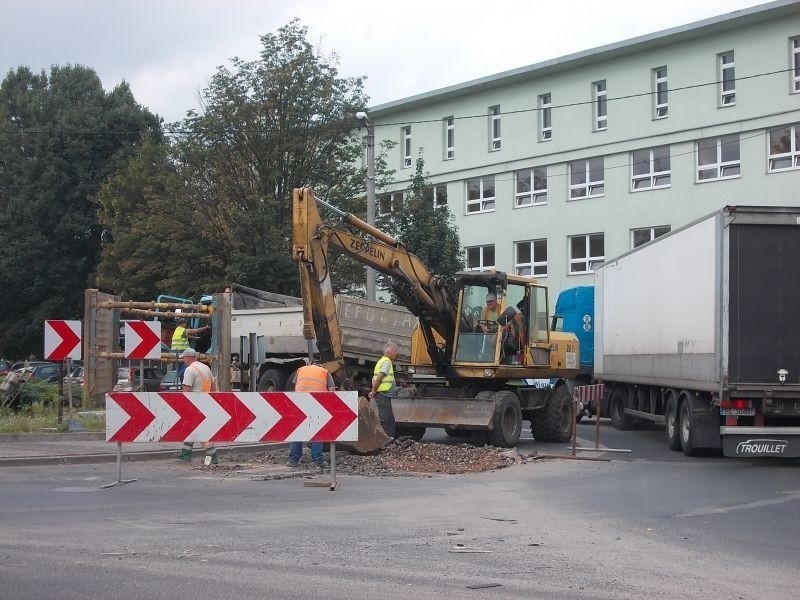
[366,0,800,305]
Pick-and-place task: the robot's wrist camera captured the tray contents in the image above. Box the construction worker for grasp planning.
[286,362,335,468]
[177,348,219,464]
[171,318,210,376]
[368,341,398,438]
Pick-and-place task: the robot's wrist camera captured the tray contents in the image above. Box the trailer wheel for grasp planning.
[486,390,522,447]
[679,400,700,456]
[531,385,572,442]
[258,368,288,392]
[609,387,634,431]
[665,396,682,451]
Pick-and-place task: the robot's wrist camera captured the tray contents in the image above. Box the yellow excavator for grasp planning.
[292,187,579,450]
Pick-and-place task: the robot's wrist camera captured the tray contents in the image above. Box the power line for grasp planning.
[2,66,795,137]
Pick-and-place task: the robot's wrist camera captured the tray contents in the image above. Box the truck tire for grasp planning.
[665,396,682,451]
[679,400,700,456]
[258,368,288,392]
[609,387,634,431]
[486,390,522,447]
[531,385,572,442]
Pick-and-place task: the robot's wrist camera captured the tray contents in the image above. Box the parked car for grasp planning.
[113,367,167,392]
[159,370,183,391]
[63,366,85,387]
[10,361,61,383]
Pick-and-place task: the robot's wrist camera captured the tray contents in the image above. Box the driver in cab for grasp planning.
[480,292,499,332]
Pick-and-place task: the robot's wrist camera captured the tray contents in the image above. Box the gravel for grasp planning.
[223,437,533,478]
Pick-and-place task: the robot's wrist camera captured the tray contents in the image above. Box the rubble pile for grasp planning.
[229,437,525,477]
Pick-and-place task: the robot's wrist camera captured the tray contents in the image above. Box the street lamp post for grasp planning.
[356,111,376,301]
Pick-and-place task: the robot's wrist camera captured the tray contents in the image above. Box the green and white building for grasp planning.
[365,0,800,302]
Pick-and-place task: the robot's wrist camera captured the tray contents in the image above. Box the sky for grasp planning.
[0,0,779,123]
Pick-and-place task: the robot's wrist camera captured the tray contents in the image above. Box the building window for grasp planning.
[697,135,741,181]
[515,239,548,277]
[515,167,547,207]
[768,124,800,171]
[631,146,671,191]
[569,234,604,274]
[719,51,735,106]
[792,37,800,93]
[594,80,607,130]
[466,177,496,213]
[539,93,552,141]
[489,105,501,151]
[378,192,403,215]
[631,226,670,248]
[402,126,412,167]
[444,117,455,160]
[424,184,448,209]
[569,158,604,200]
[653,66,668,118]
[466,245,495,271]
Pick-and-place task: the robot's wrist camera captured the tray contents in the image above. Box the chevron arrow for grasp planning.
[125,320,161,360]
[210,392,257,442]
[45,320,81,361]
[260,392,307,441]
[159,392,206,441]
[107,392,156,442]
[311,391,359,441]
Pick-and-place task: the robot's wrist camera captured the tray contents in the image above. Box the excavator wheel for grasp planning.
[530,384,572,442]
[486,390,522,447]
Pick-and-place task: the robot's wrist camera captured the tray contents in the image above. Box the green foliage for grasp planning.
[377,153,465,302]
[95,19,374,300]
[0,65,161,356]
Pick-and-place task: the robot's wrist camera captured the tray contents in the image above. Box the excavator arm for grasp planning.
[292,187,457,374]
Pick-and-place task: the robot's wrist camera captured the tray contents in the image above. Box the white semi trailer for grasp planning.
[595,205,800,457]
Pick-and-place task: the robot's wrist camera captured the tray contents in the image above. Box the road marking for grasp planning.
[673,490,800,518]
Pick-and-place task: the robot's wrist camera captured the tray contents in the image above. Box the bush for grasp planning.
[1,377,82,410]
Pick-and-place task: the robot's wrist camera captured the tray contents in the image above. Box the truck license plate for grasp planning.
[720,408,755,416]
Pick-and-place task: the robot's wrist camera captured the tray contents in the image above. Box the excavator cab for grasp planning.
[453,271,551,367]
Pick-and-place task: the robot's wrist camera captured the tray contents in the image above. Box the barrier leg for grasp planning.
[100,442,137,489]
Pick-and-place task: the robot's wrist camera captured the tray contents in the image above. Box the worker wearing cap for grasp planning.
[177,348,219,464]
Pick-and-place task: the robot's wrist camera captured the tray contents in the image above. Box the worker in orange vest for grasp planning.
[286,362,336,468]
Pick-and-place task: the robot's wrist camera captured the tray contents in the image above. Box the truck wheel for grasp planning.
[665,396,682,451]
[531,385,572,442]
[609,387,634,431]
[679,400,700,456]
[486,390,522,447]
[258,368,288,392]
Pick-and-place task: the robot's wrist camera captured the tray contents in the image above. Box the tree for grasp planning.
[377,153,465,305]
[99,19,376,302]
[0,65,160,358]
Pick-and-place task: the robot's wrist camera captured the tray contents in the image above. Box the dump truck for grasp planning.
[595,205,800,457]
[292,187,580,448]
[227,283,416,394]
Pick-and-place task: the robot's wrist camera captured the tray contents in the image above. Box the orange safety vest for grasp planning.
[188,362,213,392]
[294,364,330,392]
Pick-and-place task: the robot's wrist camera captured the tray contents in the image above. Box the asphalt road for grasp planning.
[1,422,798,600]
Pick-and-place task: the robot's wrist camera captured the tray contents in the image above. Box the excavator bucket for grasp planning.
[338,396,392,455]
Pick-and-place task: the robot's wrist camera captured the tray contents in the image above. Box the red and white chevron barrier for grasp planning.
[106,391,358,443]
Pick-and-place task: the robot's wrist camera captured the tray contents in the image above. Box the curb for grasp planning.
[0,442,284,468]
